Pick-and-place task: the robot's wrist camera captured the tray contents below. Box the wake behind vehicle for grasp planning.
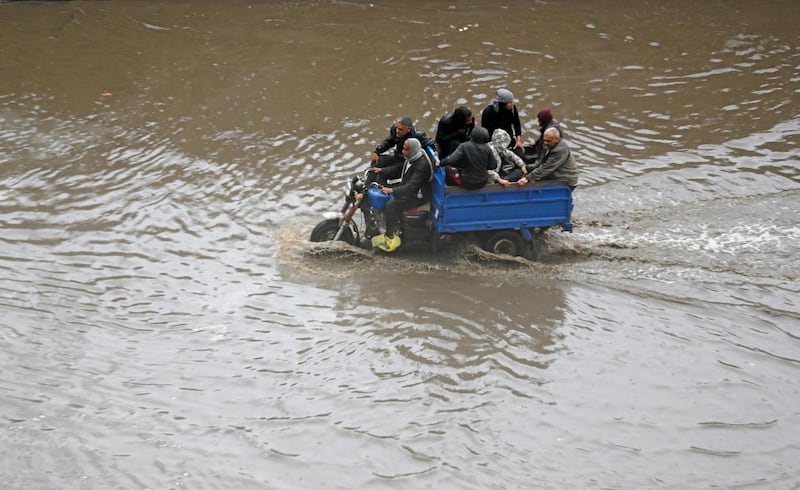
[310,166,574,257]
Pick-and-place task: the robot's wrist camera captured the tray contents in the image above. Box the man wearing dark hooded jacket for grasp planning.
[435,106,474,160]
[438,126,494,190]
[481,88,523,157]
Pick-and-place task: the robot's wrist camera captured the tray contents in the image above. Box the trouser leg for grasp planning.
[376,154,403,167]
[384,197,425,236]
[503,168,524,182]
[366,154,402,187]
[384,199,404,237]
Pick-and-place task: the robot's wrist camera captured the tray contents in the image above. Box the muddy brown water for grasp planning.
[2,1,799,488]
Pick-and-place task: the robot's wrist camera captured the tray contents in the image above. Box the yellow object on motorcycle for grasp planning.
[371,234,401,252]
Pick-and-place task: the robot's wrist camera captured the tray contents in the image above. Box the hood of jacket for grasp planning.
[470,126,490,144]
[405,137,424,161]
[490,129,511,149]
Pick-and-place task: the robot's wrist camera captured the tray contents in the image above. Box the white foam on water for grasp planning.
[576,222,800,257]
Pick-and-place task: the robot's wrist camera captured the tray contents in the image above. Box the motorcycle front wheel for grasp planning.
[310,218,357,246]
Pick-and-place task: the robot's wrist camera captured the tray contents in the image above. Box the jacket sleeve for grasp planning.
[504,148,526,168]
[512,107,522,139]
[414,130,439,154]
[392,160,430,200]
[381,162,403,180]
[480,105,497,135]
[529,144,569,181]
[375,126,397,154]
[488,146,502,181]
[440,143,465,168]
[435,118,454,145]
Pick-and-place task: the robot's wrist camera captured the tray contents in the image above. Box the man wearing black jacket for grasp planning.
[480,88,524,159]
[435,106,474,160]
[370,117,438,170]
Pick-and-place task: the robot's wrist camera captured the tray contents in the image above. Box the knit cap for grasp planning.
[494,88,514,103]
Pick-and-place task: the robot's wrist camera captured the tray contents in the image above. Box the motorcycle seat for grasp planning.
[404,202,430,216]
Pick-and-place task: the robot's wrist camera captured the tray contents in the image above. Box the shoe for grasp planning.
[386,234,401,252]
[371,234,387,249]
[377,234,401,252]
[371,233,402,252]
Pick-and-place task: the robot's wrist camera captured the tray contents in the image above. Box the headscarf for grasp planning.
[493,88,514,104]
[537,109,553,127]
[405,137,424,161]
[401,138,424,179]
[491,88,513,113]
[488,130,515,172]
[489,129,511,150]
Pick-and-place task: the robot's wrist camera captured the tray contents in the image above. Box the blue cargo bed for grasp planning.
[429,167,573,235]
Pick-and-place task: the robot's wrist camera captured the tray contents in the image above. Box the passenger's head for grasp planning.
[396,117,414,137]
[493,88,515,110]
[490,129,512,149]
[537,109,554,127]
[453,106,473,127]
[403,138,422,159]
[543,127,561,148]
[470,127,491,144]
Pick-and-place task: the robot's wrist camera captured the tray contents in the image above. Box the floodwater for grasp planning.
[1,1,799,488]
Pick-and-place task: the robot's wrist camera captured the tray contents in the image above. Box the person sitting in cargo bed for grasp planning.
[525,108,562,165]
[481,88,524,159]
[519,127,578,189]
[435,106,474,160]
[438,126,494,190]
[488,129,527,188]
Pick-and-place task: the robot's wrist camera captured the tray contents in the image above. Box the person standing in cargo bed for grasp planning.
[480,88,524,159]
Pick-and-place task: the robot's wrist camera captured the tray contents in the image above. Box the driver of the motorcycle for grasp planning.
[370,138,433,252]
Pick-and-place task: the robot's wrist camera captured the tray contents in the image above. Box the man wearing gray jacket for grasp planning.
[439,127,494,190]
[519,127,578,188]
